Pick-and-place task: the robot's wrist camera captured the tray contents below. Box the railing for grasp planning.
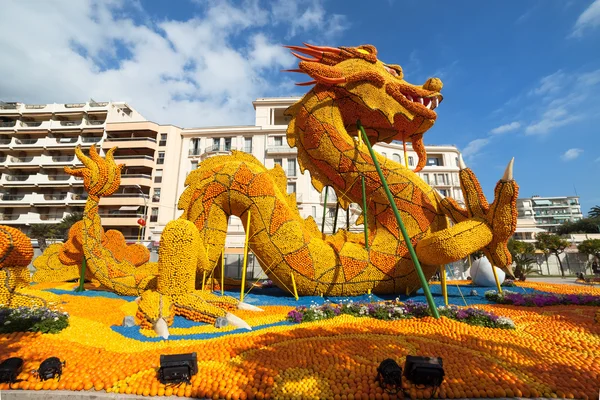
[89,102,108,107]
[267,146,297,153]
[47,174,71,181]
[88,120,105,125]
[114,155,154,160]
[189,149,202,156]
[99,213,141,218]
[243,147,253,153]
[1,194,25,201]
[51,156,74,162]
[0,121,16,127]
[43,194,67,201]
[204,145,234,153]
[39,214,63,221]
[105,136,156,143]
[0,104,18,110]
[52,137,78,144]
[9,156,34,163]
[5,175,32,182]
[111,193,150,198]
[65,103,85,108]
[0,137,11,144]
[0,215,19,221]
[59,120,82,126]
[25,104,46,109]
[70,193,87,200]
[15,138,38,145]
[22,121,42,127]
[81,136,102,143]
[121,174,152,179]
[287,170,297,177]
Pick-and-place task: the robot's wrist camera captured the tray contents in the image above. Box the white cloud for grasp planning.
[270,0,349,41]
[528,70,566,97]
[561,148,584,161]
[462,138,491,159]
[525,107,582,135]
[490,121,520,134]
[0,0,344,127]
[570,0,600,37]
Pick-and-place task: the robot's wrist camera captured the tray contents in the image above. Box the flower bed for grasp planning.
[0,306,69,334]
[485,290,600,307]
[287,300,516,329]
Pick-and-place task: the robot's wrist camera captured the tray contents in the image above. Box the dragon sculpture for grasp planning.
[35,43,518,335]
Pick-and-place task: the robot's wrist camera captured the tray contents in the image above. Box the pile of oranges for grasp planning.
[1,282,599,399]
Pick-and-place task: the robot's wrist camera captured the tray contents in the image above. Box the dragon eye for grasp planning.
[384,64,402,78]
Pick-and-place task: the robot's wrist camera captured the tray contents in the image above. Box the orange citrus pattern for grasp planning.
[1,282,599,399]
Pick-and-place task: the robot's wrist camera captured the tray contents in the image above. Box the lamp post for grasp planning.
[134,184,149,242]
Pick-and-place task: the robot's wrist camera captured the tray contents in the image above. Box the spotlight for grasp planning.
[403,356,445,387]
[0,357,24,386]
[35,357,66,381]
[376,358,402,394]
[158,353,198,384]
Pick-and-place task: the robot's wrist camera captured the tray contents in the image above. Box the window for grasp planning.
[381,152,387,158]
[224,138,232,151]
[392,154,401,164]
[287,159,296,176]
[274,158,282,167]
[439,189,449,197]
[154,169,163,184]
[191,160,198,172]
[274,136,283,146]
[455,157,459,167]
[422,174,429,184]
[408,156,414,167]
[427,156,442,166]
[287,182,296,194]
[436,174,446,185]
[189,138,201,156]
[152,188,161,203]
[150,208,158,222]
[244,137,252,153]
[157,151,165,165]
[159,134,167,146]
[212,138,221,151]
[328,207,336,218]
[312,206,317,218]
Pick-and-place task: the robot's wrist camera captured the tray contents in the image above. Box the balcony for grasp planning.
[6,155,38,168]
[204,144,235,154]
[1,174,37,186]
[87,120,105,126]
[266,146,297,155]
[0,103,19,115]
[37,174,83,186]
[0,194,30,205]
[102,137,157,151]
[68,193,88,204]
[121,173,152,186]
[52,120,84,130]
[100,215,144,226]
[39,213,65,222]
[113,155,155,168]
[19,120,52,131]
[46,136,79,148]
[0,136,12,147]
[0,121,18,130]
[99,193,149,206]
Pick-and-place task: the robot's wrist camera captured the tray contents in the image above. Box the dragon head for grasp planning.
[285,43,443,172]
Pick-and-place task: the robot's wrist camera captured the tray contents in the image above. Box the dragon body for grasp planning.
[41,43,518,332]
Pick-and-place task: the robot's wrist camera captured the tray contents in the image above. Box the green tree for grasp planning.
[29,224,58,252]
[507,239,536,280]
[556,217,600,235]
[589,206,600,219]
[535,233,570,277]
[578,239,600,266]
[56,212,83,240]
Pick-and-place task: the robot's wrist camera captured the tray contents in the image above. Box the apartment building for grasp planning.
[0,100,149,238]
[517,195,583,233]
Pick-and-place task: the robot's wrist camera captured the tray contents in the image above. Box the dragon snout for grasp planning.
[423,77,443,92]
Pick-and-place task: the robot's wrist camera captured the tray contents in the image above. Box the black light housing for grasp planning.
[0,357,24,386]
[404,355,445,387]
[377,358,403,394]
[158,352,198,384]
[36,357,66,381]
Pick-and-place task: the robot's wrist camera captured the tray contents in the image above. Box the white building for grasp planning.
[517,195,583,232]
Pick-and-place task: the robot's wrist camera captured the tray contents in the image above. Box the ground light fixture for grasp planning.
[158,353,198,385]
[0,357,24,386]
[403,355,445,392]
[376,358,403,394]
[34,357,66,381]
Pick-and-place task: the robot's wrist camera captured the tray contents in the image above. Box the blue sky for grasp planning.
[1,0,599,213]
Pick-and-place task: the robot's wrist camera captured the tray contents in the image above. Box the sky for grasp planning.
[1,0,600,214]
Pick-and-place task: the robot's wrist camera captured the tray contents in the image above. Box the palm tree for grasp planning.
[57,212,83,240]
[29,224,57,252]
[589,206,600,219]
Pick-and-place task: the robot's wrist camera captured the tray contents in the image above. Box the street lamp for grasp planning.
[134,184,149,242]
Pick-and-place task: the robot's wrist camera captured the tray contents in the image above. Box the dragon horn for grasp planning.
[281,69,305,73]
[302,42,342,55]
[285,45,324,60]
[318,76,346,85]
[290,51,321,63]
[295,80,317,86]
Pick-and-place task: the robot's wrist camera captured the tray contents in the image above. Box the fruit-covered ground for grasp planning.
[1,280,599,400]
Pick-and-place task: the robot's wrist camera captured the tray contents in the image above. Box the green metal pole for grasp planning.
[75,257,86,292]
[357,121,439,318]
[333,203,340,233]
[361,176,369,250]
[346,206,350,230]
[321,187,329,233]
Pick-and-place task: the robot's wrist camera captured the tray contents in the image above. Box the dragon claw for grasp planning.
[458,154,467,170]
[238,302,264,312]
[226,313,252,330]
[153,317,170,340]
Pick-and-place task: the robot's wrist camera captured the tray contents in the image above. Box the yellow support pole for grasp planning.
[491,264,503,294]
[403,141,409,169]
[201,270,206,291]
[440,266,448,306]
[290,272,299,301]
[240,209,252,302]
[221,249,225,296]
